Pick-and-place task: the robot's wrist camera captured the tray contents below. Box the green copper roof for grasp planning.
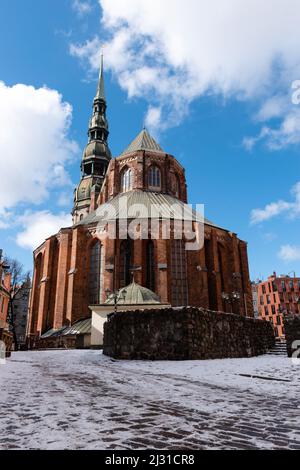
[40,318,91,339]
[77,189,221,229]
[105,281,161,306]
[121,129,164,156]
[95,53,105,101]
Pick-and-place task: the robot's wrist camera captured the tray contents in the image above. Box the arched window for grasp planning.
[171,240,188,307]
[146,241,155,291]
[148,166,161,189]
[174,174,180,198]
[89,240,103,305]
[121,167,132,193]
[30,252,43,334]
[205,239,217,311]
[119,240,132,288]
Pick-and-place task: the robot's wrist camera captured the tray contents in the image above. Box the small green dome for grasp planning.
[75,178,92,202]
[105,281,161,306]
[83,141,111,161]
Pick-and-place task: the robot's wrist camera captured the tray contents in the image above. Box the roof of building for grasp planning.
[120,129,164,156]
[105,281,161,306]
[40,318,91,339]
[77,189,221,229]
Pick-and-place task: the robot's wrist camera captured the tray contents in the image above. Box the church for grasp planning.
[27,57,253,344]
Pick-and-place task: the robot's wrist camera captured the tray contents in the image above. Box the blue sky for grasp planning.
[0,0,300,280]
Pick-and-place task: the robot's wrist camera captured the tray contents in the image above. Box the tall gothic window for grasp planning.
[89,240,103,304]
[174,174,180,198]
[148,166,161,190]
[171,240,188,306]
[218,244,227,294]
[119,240,132,288]
[205,239,217,311]
[121,167,132,193]
[31,252,43,333]
[146,241,155,291]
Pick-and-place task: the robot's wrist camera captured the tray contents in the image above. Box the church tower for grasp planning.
[72,54,111,224]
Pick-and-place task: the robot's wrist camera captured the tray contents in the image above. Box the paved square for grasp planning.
[0,350,299,450]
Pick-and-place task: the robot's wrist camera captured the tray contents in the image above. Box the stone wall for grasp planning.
[284,315,300,358]
[0,329,13,358]
[103,307,275,360]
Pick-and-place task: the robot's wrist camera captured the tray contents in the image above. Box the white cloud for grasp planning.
[16,211,72,251]
[278,245,300,262]
[70,0,300,138]
[145,106,162,134]
[72,0,92,16]
[0,82,78,212]
[244,99,300,150]
[251,181,300,224]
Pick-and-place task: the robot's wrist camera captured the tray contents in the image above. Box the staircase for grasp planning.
[266,339,287,356]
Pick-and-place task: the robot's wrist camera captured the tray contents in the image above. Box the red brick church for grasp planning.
[27,58,253,339]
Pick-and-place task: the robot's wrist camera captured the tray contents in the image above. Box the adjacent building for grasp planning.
[12,279,31,348]
[256,272,300,338]
[27,58,254,343]
[251,282,259,319]
[0,251,11,330]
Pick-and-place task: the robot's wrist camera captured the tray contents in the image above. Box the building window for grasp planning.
[121,167,132,193]
[174,174,180,198]
[89,240,103,305]
[148,166,161,190]
[264,306,269,316]
[218,244,227,295]
[146,241,155,292]
[171,240,188,307]
[271,305,276,315]
[119,240,133,288]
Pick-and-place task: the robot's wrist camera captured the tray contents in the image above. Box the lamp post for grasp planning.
[221,291,241,313]
[105,288,127,314]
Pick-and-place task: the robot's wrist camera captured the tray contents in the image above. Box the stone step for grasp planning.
[266,341,287,356]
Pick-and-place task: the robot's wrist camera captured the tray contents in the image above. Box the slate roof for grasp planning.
[120,129,164,156]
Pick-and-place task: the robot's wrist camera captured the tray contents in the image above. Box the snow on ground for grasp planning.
[0,350,299,450]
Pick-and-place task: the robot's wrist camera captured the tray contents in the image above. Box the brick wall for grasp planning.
[284,315,300,358]
[103,307,275,360]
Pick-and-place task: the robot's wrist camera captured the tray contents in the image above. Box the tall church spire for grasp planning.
[95,52,105,101]
[72,52,111,225]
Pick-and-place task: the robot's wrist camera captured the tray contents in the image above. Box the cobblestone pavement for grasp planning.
[0,351,299,450]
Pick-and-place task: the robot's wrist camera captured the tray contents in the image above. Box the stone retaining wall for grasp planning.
[284,315,300,358]
[0,329,13,358]
[103,307,275,360]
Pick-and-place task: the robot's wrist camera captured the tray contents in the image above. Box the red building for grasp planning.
[27,59,254,340]
[0,253,11,330]
[256,272,300,338]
